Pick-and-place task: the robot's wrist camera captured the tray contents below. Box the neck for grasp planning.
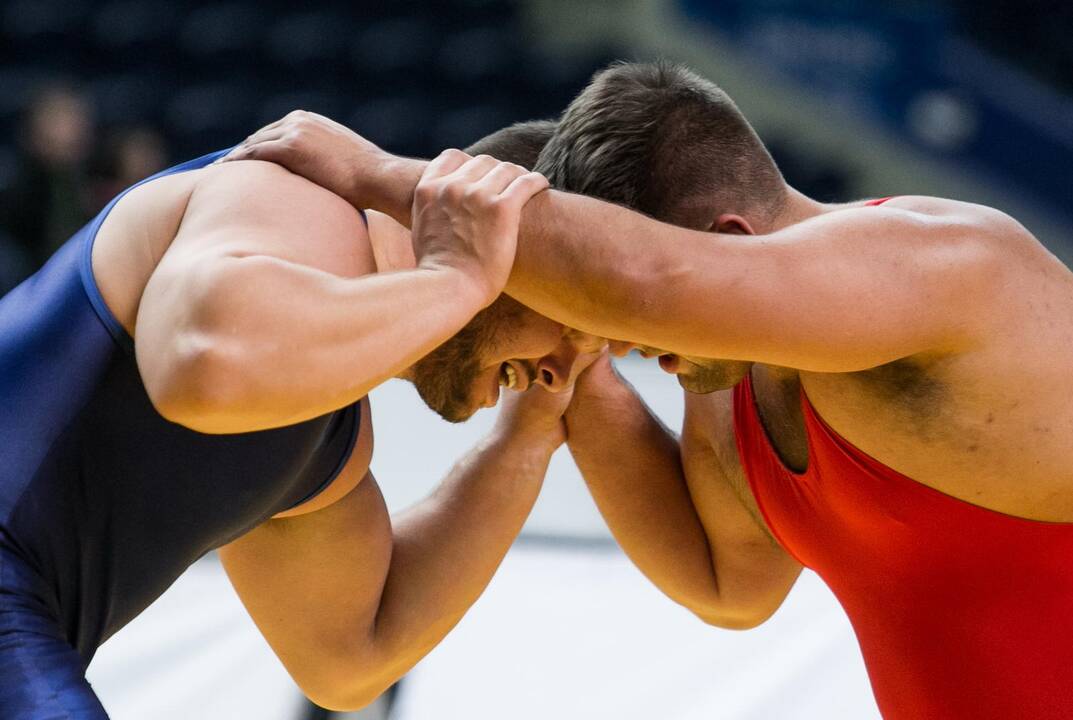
[766,185,830,232]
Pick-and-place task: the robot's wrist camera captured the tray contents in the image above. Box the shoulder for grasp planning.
[176,160,375,278]
[858,195,1037,250]
[788,196,1036,277]
[190,160,364,228]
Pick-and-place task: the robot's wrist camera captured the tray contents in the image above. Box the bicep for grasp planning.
[681,452,802,623]
[220,468,391,675]
[133,162,378,427]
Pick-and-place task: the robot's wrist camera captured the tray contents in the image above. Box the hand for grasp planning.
[412,149,549,307]
[219,110,421,222]
[493,382,575,452]
[564,349,628,422]
[573,349,618,394]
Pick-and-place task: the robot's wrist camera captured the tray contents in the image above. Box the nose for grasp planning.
[535,356,570,392]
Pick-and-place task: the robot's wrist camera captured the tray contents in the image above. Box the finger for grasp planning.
[218,138,290,164]
[243,109,320,138]
[246,115,289,137]
[216,127,288,163]
[473,162,527,195]
[443,154,500,184]
[421,148,471,181]
[497,171,549,209]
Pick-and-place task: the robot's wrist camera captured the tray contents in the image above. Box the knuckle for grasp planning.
[414,181,438,203]
[461,184,484,203]
[414,179,430,195]
[488,196,513,218]
[444,181,467,202]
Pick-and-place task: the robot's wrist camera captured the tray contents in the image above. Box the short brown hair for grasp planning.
[465,119,557,169]
[536,61,785,228]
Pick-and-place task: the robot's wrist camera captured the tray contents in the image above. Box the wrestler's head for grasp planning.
[534,60,787,393]
[409,120,604,422]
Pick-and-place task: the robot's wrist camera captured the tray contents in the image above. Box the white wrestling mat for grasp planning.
[87,357,880,719]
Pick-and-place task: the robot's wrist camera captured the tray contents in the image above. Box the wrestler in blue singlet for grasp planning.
[0,149,361,717]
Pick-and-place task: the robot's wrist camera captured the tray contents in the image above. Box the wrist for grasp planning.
[569,360,627,407]
[418,261,497,311]
[488,423,562,459]
[362,156,426,227]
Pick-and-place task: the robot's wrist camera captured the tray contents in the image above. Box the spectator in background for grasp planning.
[0,85,96,270]
[92,127,170,206]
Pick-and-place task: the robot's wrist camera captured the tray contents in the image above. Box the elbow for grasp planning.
[140,336,251,434]
[293,652,396,713]
[684,592,783,631]
[302,682,388,715]
[692,606,775,631]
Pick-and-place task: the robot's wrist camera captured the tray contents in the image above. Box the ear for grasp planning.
[708,213,756,235]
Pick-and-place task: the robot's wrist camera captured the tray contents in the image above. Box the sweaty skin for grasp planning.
[89,157,572,710]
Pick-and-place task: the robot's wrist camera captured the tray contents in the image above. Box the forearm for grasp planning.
[565,369,722,612]
[324,150,683,347]
[222,427,555,710]
[363,430,553,695]
[507,190,684,344]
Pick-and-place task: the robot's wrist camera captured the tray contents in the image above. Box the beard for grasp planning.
[408,297,523,422]
[676,359,753,394]
[411,350,483,423]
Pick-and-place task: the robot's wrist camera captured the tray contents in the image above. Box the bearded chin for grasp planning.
[678,361,752,394]
[411,357,482,423]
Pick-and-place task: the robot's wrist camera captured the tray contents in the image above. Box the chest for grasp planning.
[805,357,1073,522]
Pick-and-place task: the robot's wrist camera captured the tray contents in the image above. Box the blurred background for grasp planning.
[1,0,1070,718]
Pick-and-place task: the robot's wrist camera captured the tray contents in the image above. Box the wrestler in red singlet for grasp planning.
[734,371,1073,719]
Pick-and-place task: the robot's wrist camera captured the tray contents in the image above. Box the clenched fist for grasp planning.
[412,149,549,307]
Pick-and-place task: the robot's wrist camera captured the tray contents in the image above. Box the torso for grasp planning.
[0,153,379,658]
[92,161,379,518]
[683,195,1073,524]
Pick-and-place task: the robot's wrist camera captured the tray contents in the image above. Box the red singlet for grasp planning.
[733,374,1073,718]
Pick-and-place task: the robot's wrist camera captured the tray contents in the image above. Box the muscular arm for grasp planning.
[219,426,557,711]
[509,193,1004,372]
[322,157,1001,372]
[226,115,1006,372]
[135,161,486,433]
[565,356,800,628]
